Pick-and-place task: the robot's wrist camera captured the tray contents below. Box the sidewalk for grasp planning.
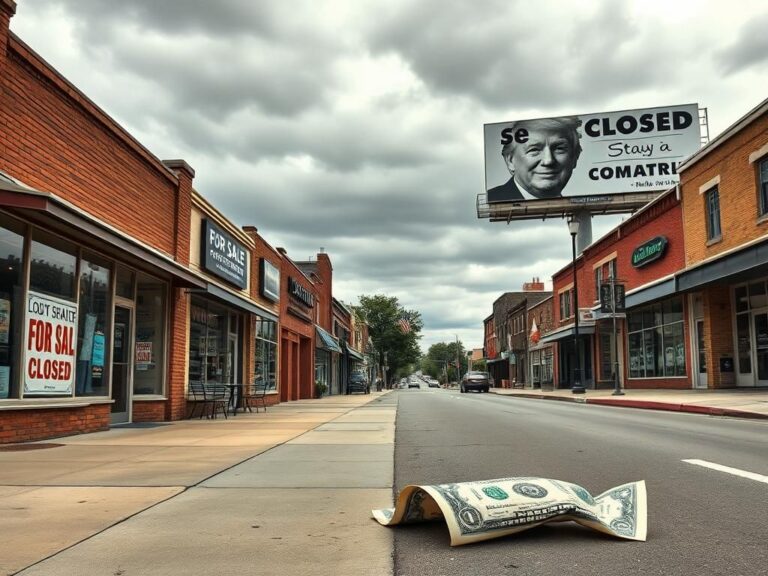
[0,392,396,576]
[489,386,768,419]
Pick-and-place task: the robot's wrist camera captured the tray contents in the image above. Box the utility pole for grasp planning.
[456,335,461,384]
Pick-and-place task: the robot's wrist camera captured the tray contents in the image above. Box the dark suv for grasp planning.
[347,371,370,394]
[460,371,491,393]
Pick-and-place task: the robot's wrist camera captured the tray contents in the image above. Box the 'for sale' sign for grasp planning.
[23,291,77,395]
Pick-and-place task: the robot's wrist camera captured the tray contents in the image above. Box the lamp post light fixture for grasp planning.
[569,218,585,394]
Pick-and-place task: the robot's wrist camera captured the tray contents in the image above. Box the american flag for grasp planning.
[397,313,411,334]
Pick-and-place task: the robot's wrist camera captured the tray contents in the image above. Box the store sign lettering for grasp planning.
[202,219,248,289]
[632,236,668,268]
[23,291,77,395]
[288,277,314,308]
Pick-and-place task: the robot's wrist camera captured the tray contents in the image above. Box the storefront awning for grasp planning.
[316,325,342,353]
[0,178,206,288]
[486,357,506,364]
[346,346,365,361]
[206,283,278,322]
[538,324,596,345]
[625,277,676,309]
[677,239,768,292]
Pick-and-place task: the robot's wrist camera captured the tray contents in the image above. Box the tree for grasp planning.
[355,295,422,384]
[423,340,468,383]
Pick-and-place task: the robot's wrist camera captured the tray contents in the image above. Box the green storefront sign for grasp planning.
[632,236,668,268]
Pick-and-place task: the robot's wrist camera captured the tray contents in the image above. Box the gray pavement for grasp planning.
[489,386,768,419]
[0,393,396,576]
[2,385,765,575]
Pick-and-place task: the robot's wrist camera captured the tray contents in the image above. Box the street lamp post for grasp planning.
[569,219,585,394]
[610,275,624,396]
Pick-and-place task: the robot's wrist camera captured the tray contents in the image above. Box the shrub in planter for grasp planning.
[315,381,328,398]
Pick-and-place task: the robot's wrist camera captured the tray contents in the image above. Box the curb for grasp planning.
[489,389,767,419]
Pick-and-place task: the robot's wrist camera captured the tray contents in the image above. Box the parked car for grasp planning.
[427,378,440,388]
[347,371,370,394]
[460,371,491,393]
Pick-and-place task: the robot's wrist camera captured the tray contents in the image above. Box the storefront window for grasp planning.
[75,254,111,397]
[25,231,78,397]
[255,316,277,391]
[627,298,686,378]
[0,214,25,399]
[134,275,166,395]
[316,348,329,387]
[189,297,240,386]
[30,230,77,300]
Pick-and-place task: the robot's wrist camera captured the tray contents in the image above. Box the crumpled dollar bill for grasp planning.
[372,477,647,546]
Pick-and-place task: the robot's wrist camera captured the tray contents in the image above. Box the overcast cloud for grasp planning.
[11,0,768,352]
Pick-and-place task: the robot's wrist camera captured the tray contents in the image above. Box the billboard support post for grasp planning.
[569,219,585,394]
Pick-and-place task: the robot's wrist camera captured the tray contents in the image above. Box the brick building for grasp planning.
[527,296,554,389]
[277,249,317,402]
[297,252,343,395]
[676,97,768,389]
[0,5,350,443]
[548,190,688,389]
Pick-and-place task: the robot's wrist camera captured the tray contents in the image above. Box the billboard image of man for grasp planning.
[488,117,582,203]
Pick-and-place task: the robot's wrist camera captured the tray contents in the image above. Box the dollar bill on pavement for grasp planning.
[372,477,647,546]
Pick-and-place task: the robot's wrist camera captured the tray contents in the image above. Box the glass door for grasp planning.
[754,312,768,385]
[694,319,707,389]
[110,305,134,424]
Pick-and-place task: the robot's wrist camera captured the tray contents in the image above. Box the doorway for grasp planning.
[110,304,134,424]
[754,312,768,385]
[694,319,708,389]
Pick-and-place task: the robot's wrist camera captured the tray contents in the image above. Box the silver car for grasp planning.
[460,371,491,393]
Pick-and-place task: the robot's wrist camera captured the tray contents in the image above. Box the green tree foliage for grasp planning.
[355,295,422,383]
[422,340,469,383]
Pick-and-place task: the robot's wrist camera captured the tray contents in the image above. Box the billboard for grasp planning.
[484,103,701,204]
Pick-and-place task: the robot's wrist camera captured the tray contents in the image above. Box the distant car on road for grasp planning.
[460,371,491,393]
[347,371,370,394]
[427,378,440,388]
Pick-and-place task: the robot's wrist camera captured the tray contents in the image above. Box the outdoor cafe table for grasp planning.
[224,383,243,415]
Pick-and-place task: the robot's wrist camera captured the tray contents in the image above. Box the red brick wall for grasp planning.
[315,254,333,332]
[166,285,189,421]
[554,193,685,312]
[0,35,182,257]
[279,253,317,400]
[0,404,110,444]
[680,110,768,265]
[133,401,165,422]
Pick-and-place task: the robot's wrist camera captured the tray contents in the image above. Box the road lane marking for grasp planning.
[682,459,768,485]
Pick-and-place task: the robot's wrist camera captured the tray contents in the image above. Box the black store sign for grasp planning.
[202,219,248,289]
[600,283,626,313]
[632,236,668,268]
[288,277,314,308]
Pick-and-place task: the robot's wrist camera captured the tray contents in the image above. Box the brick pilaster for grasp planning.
[162,159,194,266]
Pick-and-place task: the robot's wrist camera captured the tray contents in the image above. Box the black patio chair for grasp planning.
[242,380,268,413]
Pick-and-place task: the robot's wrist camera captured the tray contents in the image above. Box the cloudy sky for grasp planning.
[11,0,768,352]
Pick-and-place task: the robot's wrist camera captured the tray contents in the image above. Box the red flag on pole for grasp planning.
[397,313,411,334]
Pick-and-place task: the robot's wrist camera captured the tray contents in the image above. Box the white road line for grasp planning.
[682,459,768,485]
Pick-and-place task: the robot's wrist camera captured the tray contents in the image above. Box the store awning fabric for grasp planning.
[538,324,596,345]
[346,346,365,361]
[316,325,342,353]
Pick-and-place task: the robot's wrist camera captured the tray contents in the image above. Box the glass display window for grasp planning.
[0,214,25,399]
[75,253,111,397]
[133,274,167,395]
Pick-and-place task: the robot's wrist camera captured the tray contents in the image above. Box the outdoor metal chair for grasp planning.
[187,382,208,419]
[204,384,229,419]
[242,380,268,413]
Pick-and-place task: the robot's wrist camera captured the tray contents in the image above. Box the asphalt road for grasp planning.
[392,387,768,576]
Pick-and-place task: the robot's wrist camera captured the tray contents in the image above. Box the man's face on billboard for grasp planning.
[508,127,579,198]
